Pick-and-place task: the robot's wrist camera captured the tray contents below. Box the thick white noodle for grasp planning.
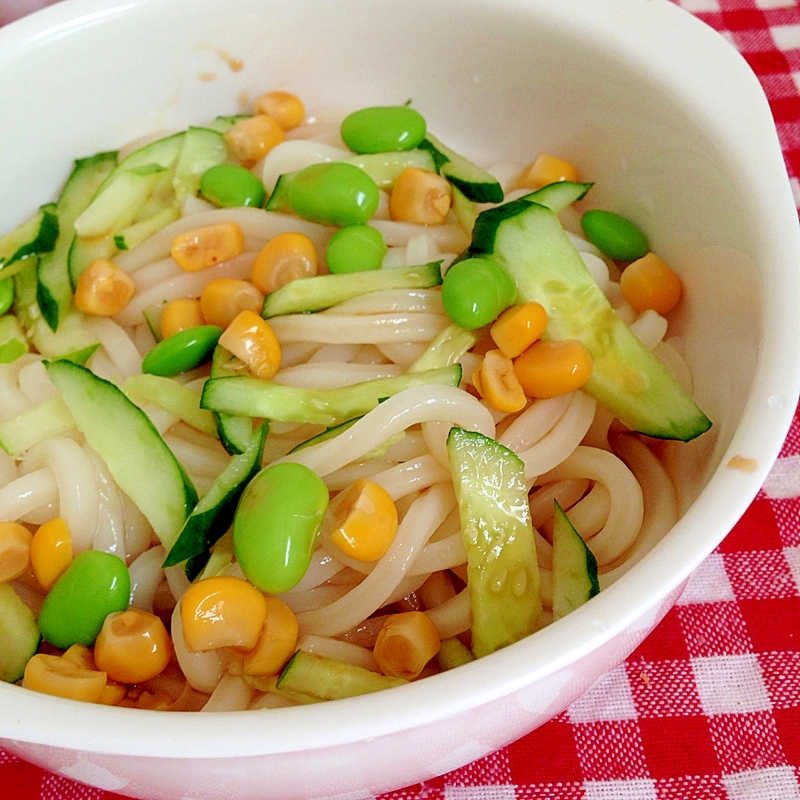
[17,359,57,405]
[0,355,40,419]
[654,339,693,394]
[409,531,467,576]
[84,446,126,557]
[529,478,591,530]
[283,549,345,594]
[0,450,17,486]
[260,140,350,192]
[86,349,120,382]
[537,446,644,565]
[551,482,612,540]
[0,468,58,522]
[307,343,360,363]
[201,673,254,713]
[326,289,445,316]
[296,484,456,636]
[499,394,572,453]
[113,207,334,273]
[376,342,428,368]
[277,385,495,478]
[122,491,154,562]
[368,220,470,251]
[369,455,452,500]
[322,460,397,493]
[87,317,144,379]
[517,391,597,480]
[630,310,668,351]
[23,437,99,554]
[268,312,450,345]
[273,362,402,389]
[424,589,471,639]
[405,234,440,266]
[580,251,610,292]
[162,434,229,480]
[129,545,166,612]
[280,584,351,614]
[298,635,379,672]
[171,601,223,694]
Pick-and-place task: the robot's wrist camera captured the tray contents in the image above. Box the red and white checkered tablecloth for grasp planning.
[3,0,800,798]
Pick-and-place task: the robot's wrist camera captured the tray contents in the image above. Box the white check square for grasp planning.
[677,553,735,605]
[692,654,771,715]
[569,665,637,723]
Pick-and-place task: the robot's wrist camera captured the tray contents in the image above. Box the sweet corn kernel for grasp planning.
[200,278,264,330]
[251,232,319,294]
[160,298,204,339]
[242,596,299,676]
[329,478,399,562]
[253,91,305,131]
[517,153,580,191]
[514,339,593,398]
[180,575,268,653]
[61,644,95,671]
[74,259,135,316]
[490,302,549,359]
[171,222,245,272]
[93,608,173,684]
[473,349,528,413]
[30,517,72,592]
[373,611,441,680]
[224,115,286,165]
[218,310,281,381]
[620,252,683,315]
[24,653,107,704]
[0,521,32,583]
[390,168,452,226]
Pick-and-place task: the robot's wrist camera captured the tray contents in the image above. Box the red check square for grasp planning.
[639,716,719,779]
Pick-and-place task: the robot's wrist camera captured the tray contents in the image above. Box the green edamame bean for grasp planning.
[38,550,130,649]
[200,164,267,208]
[142,325,222,377]
[441,257,517,330]
[287,163,380,226]
[0,279,14,316]
[325,224,387,274]
[233,462,329,594]
[580,209,649,261]
[340,105,427,154]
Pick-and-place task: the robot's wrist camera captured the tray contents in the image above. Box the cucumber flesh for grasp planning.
[201,364,462,428]
[447,426,542,657]
[468,201,711,440]
[0,204,59,272]
[552,500,599,620]
[0,315,29,364]
[206,115,251,134]
[163,423,267,575]
[277,650,405,700]
[407,322,477,374]
[45,360,198,550]
[211,344,254,455]
[173,127,229,204]
[520,181,593,212]
[262,261,442,318]
[0,583,40,683]
[37,151,117,331]
[420,134,503,203]
[0,395,75,457]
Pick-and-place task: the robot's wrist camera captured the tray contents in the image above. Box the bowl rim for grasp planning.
[1,0,799,760]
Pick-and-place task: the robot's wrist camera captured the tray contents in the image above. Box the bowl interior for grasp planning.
[0,0,798,763]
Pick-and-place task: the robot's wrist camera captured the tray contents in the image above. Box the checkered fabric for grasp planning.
[3,0,800,798]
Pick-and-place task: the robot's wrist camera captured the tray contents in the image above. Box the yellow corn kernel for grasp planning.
[224,114,286,165]
[61,644,95,671]
[490,302,549,359]
[93,608,173,684]
[517,153,580,191]
[180,575,268,653]
[0,521,32,583]
[200,278,264,330]
[253,91,305,131]
[74,259,136,316]
[98,680,127,706]
[24,653,107,704]
[620,252,683,315]
[160,297,205,339]
[30,517,72,592]
[251,232,319,294]
[514,339,593,399]
[373,611,441,680]
[218,310,281,381]
[389,167,452,226]
[473,349,528,413]
[242,596,299,676]
[329,478,399,562]
[171,222,245,272]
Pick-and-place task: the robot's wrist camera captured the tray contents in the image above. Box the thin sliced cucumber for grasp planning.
[0,204,59,272]
[467,200,711,440]
[0,395,75,457]
[277,650,405,701]
[407,322,477,373]
[173,126,229,204]
[552,500,599,620]
[447,426,542,658]
[163,423,267,576]
[262,261,442,318]
[37,151,117,331]
[210,344,254,455]
[201,364,462,427]
[45,360,198,549]
[420,133,503,203]
[0,315,29,364]
[0,583,40,683]
[520,181,593,212]
[206,114,251,134]
[450,184,478,234]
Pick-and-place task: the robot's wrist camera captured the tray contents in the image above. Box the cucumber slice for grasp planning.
[173,127,229,203]
[450,184,478,234]
[447,426,542,658]
[206,114,251,134]
[0,203,59,272]
[45,360,198,550]
[201,364,462,427]
[520,181,593,212]
[277,650,405,701]
[552,500,600,620]
[0,583,40,683]
[210,344,254,455]
[0,395,75,457]
[265,149,436,212]
[407,322,477,373]
[262,261,443,318]
[37,151,117,331]
[0,315,29,364]
[468,200,711,440]
[420,134,503,203]
[163,422,267,576]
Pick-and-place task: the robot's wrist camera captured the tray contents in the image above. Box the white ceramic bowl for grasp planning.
[2,1,799,798]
